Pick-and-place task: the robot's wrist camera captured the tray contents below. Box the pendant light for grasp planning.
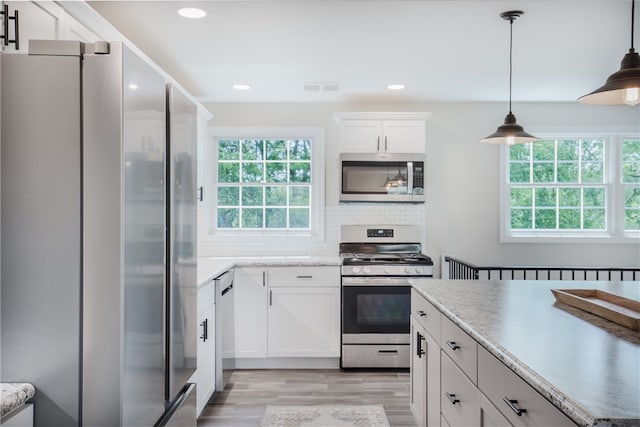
[579,0,640,106]
[482,11,538,145]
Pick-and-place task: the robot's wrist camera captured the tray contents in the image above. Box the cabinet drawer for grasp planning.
[410,289,441,341]
[441,315,477,384]
[478,346,576,427]
[268,266,339,286]
[197,279,215,315]
[441,352,478,427]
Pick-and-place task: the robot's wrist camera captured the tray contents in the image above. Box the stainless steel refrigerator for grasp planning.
[1,40,197,426]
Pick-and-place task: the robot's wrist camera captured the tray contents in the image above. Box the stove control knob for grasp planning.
[352,266,361,274]
[415,267,423,274]
[384,267,391,274]
[405,267,412,274]
[363,267,372,274]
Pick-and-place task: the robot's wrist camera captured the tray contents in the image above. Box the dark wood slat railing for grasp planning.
[444,256,640,281]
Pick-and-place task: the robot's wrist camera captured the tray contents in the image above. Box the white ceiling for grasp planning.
[87,0,635,104]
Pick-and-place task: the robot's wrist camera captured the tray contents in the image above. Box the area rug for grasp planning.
[260,405,390,427]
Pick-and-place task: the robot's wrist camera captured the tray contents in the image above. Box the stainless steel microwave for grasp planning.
[340,153,425,203]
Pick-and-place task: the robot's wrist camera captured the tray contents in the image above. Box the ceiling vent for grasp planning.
[304,82,340,92]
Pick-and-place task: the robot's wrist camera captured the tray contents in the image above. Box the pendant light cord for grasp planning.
[632,0,636,51]
[509,17,514,114]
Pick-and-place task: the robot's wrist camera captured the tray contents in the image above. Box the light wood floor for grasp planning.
[197,369,417,427]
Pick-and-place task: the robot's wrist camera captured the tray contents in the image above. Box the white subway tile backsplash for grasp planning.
[198,203,424,257]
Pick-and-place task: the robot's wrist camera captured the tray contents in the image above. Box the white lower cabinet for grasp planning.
[477,346,575,427]
[233,267,268,358]
[268,286,340,357]
[195,280,215,417]
[410,313,441,427]
[410,317,427,426]
[479,391,512,427]
[441,352,479,426]
[196,304,215,416]
[233,266,340,361]
[410,291,577,427]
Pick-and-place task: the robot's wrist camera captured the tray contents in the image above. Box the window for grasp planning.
[501,135,640,242]
[622,139,640,230]
[210,127,324,235]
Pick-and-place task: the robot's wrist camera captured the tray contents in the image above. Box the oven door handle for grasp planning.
[342,278,410,286]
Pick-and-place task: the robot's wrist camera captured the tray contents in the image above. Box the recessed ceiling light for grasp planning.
[128,83,138,90]
[233,84,252,91]
[387,84,406,90]
[178,8,206,19]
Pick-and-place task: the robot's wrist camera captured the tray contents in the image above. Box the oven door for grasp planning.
[342,277,410,344]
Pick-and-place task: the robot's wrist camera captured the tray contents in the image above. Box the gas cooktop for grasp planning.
[341,253,433,266]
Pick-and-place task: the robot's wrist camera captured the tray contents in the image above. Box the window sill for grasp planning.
[500,232,640,244]
[212,229,320,240]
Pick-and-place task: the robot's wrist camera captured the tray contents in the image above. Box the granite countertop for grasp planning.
[1,383,35,417]
[410,279,640,427]
[197,256,342,286]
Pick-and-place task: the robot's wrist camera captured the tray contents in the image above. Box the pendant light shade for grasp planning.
[481,112,539,145]
[578,0,640,106]
[482,10,538,145]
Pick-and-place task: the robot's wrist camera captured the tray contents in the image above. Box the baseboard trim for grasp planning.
[223,357,340,369]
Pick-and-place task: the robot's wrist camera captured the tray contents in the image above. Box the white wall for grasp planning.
[199,101,640,276]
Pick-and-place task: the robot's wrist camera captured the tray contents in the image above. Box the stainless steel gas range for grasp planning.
[340,225,433,369]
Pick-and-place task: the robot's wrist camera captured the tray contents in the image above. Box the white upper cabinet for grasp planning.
[334,112,431,154]
[196,112,208,206]
[2,1,99,53]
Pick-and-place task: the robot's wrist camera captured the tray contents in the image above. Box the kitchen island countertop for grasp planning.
[1,383,34,418]
[197,256,342,286]
[410,279,640,427]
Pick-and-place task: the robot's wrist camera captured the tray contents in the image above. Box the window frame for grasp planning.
[500,132,640,243]
[208,126,325,240]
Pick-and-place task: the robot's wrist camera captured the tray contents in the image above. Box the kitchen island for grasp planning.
[410,279,639,427]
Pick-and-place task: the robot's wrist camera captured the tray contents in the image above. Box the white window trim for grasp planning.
[208,126,325,241]
[499,132,640,244]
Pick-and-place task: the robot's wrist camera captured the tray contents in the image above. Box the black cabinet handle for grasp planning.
[0,5,19,50]
[445,392,459,405]
[416,332,425,358]
[417,310,427,317]
[503,397,527,416]
[222,283,233,296]
[269,290,272,306]
[446,341,460,351]
[377,136,380,151]
[384,135,388,151]
[378,350,398,354]
[197,186,204,202]
[200,318,208,342]
[296,275,313,279]
[262,271,266,287]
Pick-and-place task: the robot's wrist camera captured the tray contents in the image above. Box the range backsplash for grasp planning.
[198,203,425,257]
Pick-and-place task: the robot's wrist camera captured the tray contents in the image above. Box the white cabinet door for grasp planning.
[234,268,268,358]
[410,316,427,426]
[338,120,383,153]
[2,1,99,53]
[382,120,426,153]
[338,118,426,154]
[267,286,340,357]
[63,13,100,43]
[196,114,208,206]
[3,1,62,53]
[196,304,215,416]
[425,330,442,427]
[479,392,512,427]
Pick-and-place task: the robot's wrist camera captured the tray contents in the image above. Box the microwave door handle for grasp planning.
[407,161,414,194]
